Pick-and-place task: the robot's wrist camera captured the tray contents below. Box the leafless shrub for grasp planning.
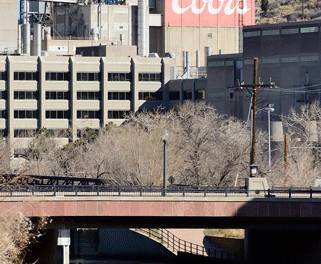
[269,102,321,187]
[60,102,268,186]
[23,102,321,187]
[0,214,47,264]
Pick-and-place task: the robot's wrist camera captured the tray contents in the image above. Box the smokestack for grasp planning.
[138,0,149,57]
[23,0,30,55]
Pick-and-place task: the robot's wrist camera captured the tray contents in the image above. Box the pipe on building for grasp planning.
[23,0,31,55]
[183,51,190,79]
[33,23,42,56]
[137,0,149,57]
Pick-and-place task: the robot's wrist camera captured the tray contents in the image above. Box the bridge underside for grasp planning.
[46,216,321,230]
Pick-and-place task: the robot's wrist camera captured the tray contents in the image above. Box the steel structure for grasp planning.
[1,174,105,186]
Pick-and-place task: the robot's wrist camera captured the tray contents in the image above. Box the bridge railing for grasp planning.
[133,228,237,260]
[1,184,321,198]
[0,185,247,197]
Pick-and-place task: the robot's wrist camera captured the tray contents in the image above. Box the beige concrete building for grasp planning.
[0,0,18,54]
[166,78,206,109]
[0,55,174,154]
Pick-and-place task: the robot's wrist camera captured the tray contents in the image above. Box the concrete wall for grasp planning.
[45,38,138,57]
[167,78,206,108]
[164,26,240,71]
[0,0,18,54]
[53,4,132,45]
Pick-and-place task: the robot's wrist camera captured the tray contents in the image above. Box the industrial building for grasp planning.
[0,55,174,154]
[2,0,255,78]
[205,20,321,141]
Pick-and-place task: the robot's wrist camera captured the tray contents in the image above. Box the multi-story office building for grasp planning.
[0,55,174,153]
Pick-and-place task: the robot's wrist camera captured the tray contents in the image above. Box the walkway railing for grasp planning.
[1,184,321,198]
[132,228,236,260]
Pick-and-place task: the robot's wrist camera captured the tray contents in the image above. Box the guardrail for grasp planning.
[132,228,237,260]
[1,185,321,198]
[0,185,246,197]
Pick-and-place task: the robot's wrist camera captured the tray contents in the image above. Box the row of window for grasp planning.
[139,73,162,82]
[45,72,69,81]
[77,72,100,82]
[108,73,131,82]
[0,91,6,100]
[108,110,130,119]
[13,71,162,82]
[46,91,69,100]
[169,91,205,101]
[244,26,321,38]
[14,129,37,138]
[14,110,38,119]
[108,92,132,100]
[14,72,38,81]
[77,110,100,119]
[46,111,69,119]
[14,91,38,100]
[0,110,6,118]
[3,129,68,138]
[2,110,134,119]
[0,72,6,81]
[0,90,200,102]
[138,92,162,101]
[77,92,100,100]
[14,129,69,138]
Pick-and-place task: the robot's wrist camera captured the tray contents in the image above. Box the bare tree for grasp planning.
[0,214,47,264]
[269,102,321,187]
[68,102,268,187]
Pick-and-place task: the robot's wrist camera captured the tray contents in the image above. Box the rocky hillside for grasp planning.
[256,0,321,24]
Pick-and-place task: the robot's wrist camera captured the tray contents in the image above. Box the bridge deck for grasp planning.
[1,195,321,219]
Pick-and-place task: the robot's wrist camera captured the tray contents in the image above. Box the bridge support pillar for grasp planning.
[245,177,269,196]
[245,229,321,264]
[57,229,70,264]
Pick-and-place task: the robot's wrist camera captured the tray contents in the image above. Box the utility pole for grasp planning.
[162,130,169,196]
[250,57,259,177]
[265,104,275,169]
[284,133,288,170]
[228,57,276,178]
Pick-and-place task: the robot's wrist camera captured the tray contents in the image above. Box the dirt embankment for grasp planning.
[256,0,321,24]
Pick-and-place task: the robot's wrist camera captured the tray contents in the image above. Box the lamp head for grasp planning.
[250,164,258,176]
[162,130,169,142]
[266,104,275,112]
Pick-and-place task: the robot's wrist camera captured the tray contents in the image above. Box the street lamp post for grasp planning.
[265,104,275,169]
[162,130,169,196]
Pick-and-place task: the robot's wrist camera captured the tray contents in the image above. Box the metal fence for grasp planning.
[1,184,321,198]
[132,228,237,260]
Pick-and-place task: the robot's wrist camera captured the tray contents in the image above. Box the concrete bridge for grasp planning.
[2,189,321,264]
[1,195,321,223]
